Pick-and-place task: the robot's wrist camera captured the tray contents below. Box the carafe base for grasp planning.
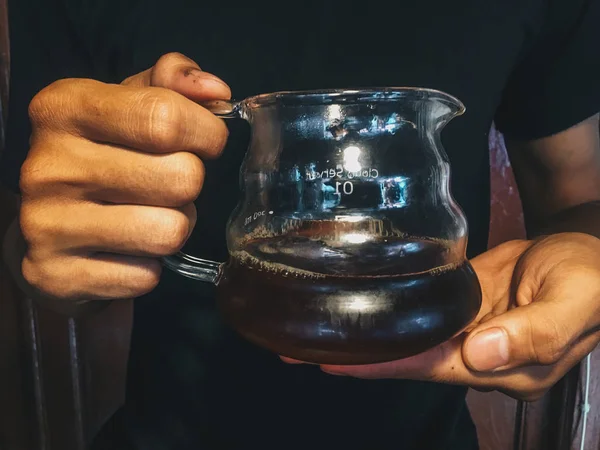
[217,260,482,365]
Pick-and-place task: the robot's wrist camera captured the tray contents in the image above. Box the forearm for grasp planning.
[504,114,600,241]
[531,201,600,240]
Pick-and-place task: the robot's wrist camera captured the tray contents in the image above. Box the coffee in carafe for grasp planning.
[218,233,480,365]
[163,88,482,365]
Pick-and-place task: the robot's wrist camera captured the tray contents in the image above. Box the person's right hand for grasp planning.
[19,53,231,302]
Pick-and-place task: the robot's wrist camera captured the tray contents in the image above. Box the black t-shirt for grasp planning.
[3,1,600,449]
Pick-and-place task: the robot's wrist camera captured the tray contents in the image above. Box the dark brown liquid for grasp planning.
[217,236,481,365]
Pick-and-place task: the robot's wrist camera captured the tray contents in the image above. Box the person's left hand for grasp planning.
[283,232,600,401]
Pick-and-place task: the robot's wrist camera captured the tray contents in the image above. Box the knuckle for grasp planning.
[152,52,194,82]
[19,149,62,197]
[202,119,229,158]
[22,255,67,299]
[155,52,188,70]
[20,202,72,250]
[153,210,190,255]
[530,316,570,365]
[28,91,49,126]
[28,82,63,126]
[19,204,45,244]
[151,53,188,87]
[121,73,139,86]
[19,158,44,197]
[133,261,162,296]
[21,255,43,290]
[167,153,205,205]
[28,78,85,128]
[138,90,182,150]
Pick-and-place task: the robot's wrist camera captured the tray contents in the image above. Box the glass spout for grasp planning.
[200,99,245,119]
[426,91,466,132]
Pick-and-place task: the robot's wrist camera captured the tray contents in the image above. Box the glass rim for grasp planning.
[242,87,466,113]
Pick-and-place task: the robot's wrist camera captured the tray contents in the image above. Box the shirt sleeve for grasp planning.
[495,0,600,141]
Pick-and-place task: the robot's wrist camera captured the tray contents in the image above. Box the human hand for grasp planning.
[285,233,600,401]
[19,53,230,301]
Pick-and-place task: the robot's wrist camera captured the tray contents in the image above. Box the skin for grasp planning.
[16,53,600,402]
[300,116,600,401]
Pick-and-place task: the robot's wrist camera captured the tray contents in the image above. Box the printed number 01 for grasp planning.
[335,181,354,195]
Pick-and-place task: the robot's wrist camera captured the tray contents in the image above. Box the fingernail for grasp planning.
[200,78,230,91]
[466,327,510,371]
[183,68,227,86]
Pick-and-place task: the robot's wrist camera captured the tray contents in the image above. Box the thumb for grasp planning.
[122,52,231,101]
[462,301,580,372]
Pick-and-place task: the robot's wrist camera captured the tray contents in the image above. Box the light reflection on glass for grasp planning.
[395,310,444,334]
[322,183,340,209]
[343,145,362,172]
[327,104,342,121]
[379,176,408,209]
[346,295,374,312]
[290,165,302,182]
[341,233,369,244]
[334,215,365,223]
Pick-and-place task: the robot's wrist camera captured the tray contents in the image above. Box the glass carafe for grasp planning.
[164,88,482,365]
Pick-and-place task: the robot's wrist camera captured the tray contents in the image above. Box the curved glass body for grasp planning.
[164,88,482,365]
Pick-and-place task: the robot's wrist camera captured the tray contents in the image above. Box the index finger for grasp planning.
[29,79,229,158]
